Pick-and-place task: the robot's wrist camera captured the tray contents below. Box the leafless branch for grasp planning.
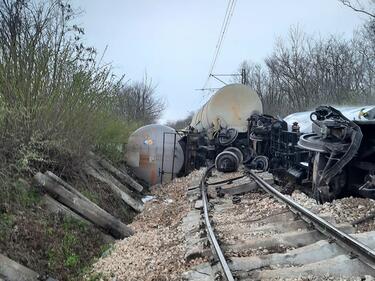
[339,0,375,18]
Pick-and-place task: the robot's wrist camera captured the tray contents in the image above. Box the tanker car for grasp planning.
[125,124,184,185]
[125,83,375,203]
[125,84,261,185]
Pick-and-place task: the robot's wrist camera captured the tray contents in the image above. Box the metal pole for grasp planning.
[171,133,176,180]
[241,68,247,84]
[161,132,166,184]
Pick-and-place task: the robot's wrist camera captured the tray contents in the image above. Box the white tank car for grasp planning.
[125,124,184,186]
[284,106,375,133]
[190,84,263,138]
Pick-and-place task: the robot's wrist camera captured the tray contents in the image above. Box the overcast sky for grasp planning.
[71,0,368,123]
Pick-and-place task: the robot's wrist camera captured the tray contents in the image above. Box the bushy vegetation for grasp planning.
[0,0,164,279]
[0,207,109,281]
[0,0,164,178]
[238,3,375,116]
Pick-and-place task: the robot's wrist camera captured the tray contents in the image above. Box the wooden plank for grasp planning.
[218,174,274,196]
[219,181,258,196]
[0,254,39,281]
[85,162,144,213]
[41,194,88,222]
[44,171,90,203]
[41,195,115,243]
[90,152,143,192]
[45,171,122,219]
[34,172,133,239]
[44,171,116,241]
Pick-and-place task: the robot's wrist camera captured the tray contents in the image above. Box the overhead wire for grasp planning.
[214,0,237,69]
[202,0,237,91]
[210,0,232,68]
[204,0,234,89]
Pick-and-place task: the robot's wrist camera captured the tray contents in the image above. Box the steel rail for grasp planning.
[207,174,246,186]
[201,165,235,281]
[248,169,375,270]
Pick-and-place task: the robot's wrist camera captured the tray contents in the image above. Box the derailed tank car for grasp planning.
[182,84,375,203]
[182,83,264,173]
[247,105,375,203]
[125,83,375,204]
[125,124,184,186]
[125,83,264,185]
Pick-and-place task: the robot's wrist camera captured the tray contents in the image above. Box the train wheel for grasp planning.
[250,155,269,172]
[224,147,244,164]
[312,153,346,203]
[215,151,240,173]
[218,128,238,146]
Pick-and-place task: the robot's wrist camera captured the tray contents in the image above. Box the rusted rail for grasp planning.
[201,165,235,281]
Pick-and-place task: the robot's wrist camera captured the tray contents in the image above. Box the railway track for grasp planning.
[182,167,375,281]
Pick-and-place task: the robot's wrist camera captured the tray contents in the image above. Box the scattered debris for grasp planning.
[141,195,155,203]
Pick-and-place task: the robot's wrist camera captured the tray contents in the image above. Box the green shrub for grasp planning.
[0,1,163,280]
[0,0,139,177]
[65,253,79,268]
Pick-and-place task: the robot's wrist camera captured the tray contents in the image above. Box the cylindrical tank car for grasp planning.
[125,124,184,186]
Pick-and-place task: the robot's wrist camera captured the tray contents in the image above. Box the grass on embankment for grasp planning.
[0,0,149,280]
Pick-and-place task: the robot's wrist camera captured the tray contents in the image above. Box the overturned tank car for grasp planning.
[125,83,375,204]
[125,124,184,186]
[124,84,264,186]
[248,106,375,203]
[297,106,375,202]
[182,83,263,173]
[183,83,375,203]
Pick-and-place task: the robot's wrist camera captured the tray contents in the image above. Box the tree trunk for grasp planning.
[34,172,133,239]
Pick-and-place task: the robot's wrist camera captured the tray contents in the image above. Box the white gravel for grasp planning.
[291,190,375,232]
[208,171,289,257]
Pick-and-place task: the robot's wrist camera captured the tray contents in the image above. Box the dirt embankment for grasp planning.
[0,171,137,281]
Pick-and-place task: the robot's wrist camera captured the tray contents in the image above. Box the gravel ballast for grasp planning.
[91,170,204,281]
[291,191,375,232]
[91,167,375,280]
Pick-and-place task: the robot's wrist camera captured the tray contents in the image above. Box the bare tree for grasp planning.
[115,75,165,124]
[238,24,375,116]
[338,0,375,18]
[166,111,194,130]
